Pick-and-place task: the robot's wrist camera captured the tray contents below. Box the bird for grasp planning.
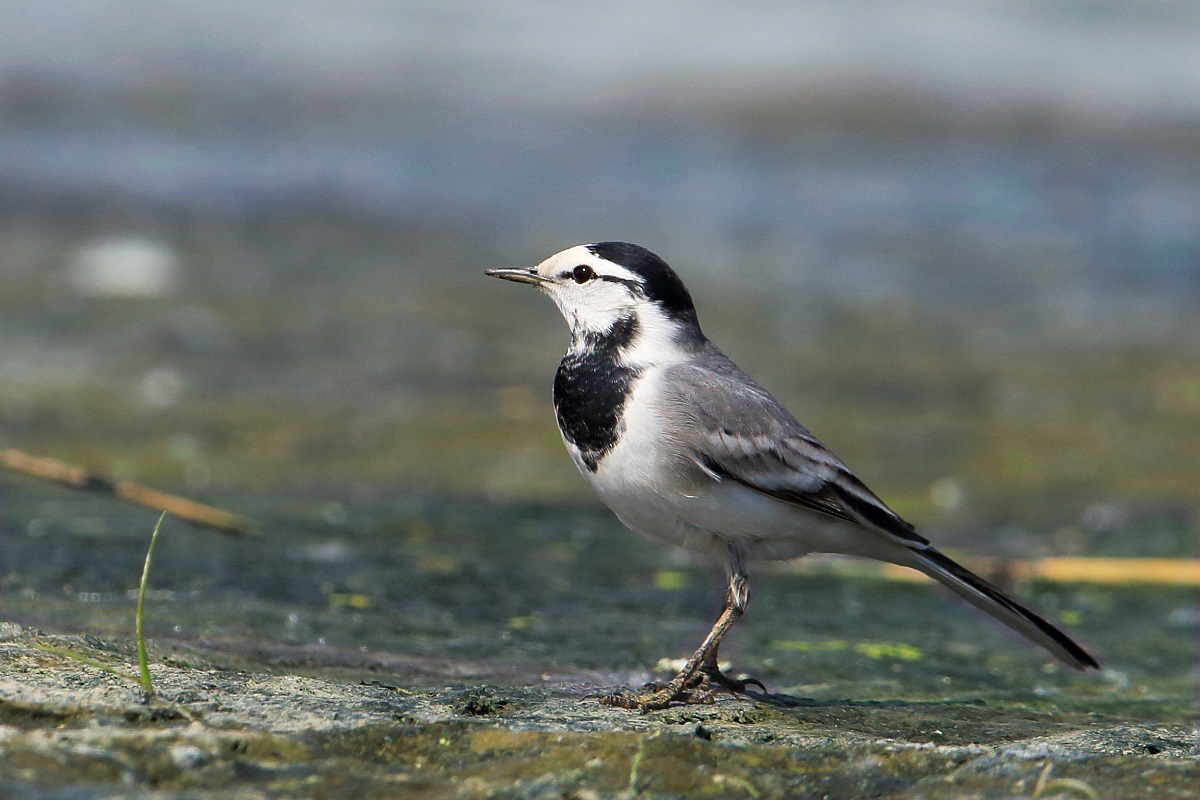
[486,241,1099,711]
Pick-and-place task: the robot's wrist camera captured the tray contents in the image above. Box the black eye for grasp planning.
[572,264,596,284]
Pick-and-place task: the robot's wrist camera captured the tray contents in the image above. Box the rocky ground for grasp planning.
[0,490,1196,798]
[1,620,1195,798]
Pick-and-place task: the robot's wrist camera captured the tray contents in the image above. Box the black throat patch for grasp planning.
[553,315,639,472]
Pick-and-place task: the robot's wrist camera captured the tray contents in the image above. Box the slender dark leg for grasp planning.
[603,548,767,711]
[693,567,768,695]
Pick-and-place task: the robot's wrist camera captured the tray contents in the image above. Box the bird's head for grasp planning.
[486,242,703,349]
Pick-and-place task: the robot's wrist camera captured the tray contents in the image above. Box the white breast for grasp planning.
[562,367,684,537]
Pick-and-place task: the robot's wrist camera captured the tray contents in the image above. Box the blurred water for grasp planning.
[1,4,1197,325]
[4,106,1197,331]
[2,2,1198,115]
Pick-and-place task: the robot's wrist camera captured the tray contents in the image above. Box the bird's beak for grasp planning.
[485,267,549,286]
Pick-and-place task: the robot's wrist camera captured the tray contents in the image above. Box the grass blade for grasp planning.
[136,512,167,697]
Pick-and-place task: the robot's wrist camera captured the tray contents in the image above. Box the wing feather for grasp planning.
[663,347,928,547]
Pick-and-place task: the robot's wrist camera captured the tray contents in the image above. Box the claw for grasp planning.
[697,661,770,697]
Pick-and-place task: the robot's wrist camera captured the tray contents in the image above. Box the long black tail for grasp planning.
[906,546,1099,670]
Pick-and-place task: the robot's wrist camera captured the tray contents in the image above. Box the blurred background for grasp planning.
[1,1,1197,560]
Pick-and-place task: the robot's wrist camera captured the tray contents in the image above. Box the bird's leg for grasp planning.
[693,569,768,697]
[603,552,766,711]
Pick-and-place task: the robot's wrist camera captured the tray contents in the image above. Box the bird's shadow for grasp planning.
[734,687,985,711]
[580,678,985,714]
[740,689,821,708]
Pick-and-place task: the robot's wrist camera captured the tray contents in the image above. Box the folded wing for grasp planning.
[664,347,927,549]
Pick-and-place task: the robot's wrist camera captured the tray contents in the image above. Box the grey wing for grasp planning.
[662,349,928,548]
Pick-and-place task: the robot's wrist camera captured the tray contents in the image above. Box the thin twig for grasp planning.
[1,448,249,534]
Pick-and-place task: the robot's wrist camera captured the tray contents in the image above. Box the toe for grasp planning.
[696,664,769,697]
[738,676,769,695]
[599,690,645,710]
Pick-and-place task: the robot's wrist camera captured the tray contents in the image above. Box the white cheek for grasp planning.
[550,283,631,333]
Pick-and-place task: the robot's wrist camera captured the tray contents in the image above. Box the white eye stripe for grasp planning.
[598,264,641,283]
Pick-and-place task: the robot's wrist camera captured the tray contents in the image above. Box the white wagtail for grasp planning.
[487,242,1098,710]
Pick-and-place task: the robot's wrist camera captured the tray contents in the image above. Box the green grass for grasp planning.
[135,512,167,698]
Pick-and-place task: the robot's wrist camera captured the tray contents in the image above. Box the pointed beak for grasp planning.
[485,267,549,286]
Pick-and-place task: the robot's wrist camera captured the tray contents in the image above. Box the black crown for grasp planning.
[587,242,699,325]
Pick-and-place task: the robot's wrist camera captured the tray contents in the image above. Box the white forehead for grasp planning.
[535,244,641,283]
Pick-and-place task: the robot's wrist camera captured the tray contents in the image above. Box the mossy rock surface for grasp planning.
[1,623,1195,799]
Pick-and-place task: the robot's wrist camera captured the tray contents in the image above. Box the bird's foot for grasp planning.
[599,679,723,712]
[599,666,769,712]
